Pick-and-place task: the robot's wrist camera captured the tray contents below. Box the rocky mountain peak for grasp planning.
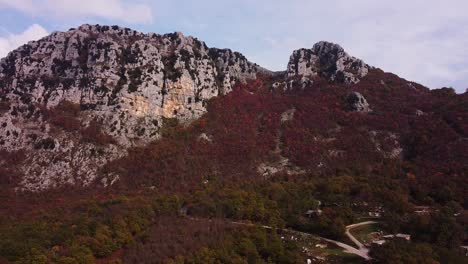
[0,24,268,190]
[0,25,383,191]
[287,41,369,85]
[311,41,345,58]
[0,23,265,128]
[345,91,372,112]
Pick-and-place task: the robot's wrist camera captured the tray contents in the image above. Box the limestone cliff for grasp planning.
[0,25,375,191]
[287,41,369,85]
[0,24,267,190]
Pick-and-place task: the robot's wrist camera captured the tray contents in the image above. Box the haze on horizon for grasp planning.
[0,0,467,93]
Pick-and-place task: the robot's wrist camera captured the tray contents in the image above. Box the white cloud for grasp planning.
[217,0,468,92]
[0,0,466,91]
[0,0,153,24]
[0,24,48,58]
[333,0,468,91]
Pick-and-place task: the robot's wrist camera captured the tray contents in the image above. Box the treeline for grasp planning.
[166,227,303,264]
[0,175,465,263]
[0,194,182,263]
[124,218,304,264]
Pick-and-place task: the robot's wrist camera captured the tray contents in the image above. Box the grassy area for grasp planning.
[349,224,381,245]
[281,230,359,261]
[337,235,356,246]
[321,248,355,257]
[318,247,365,263]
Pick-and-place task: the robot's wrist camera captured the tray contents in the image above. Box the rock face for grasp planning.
[0,24,267,143]
[345,92,372,112]
[0,25,375,191]
[0,24,267,190]
[287,41,369,85]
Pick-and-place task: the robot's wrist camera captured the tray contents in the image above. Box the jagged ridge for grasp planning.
[0,24,271,190]
[287,41,370,85]
[0,24,371,191]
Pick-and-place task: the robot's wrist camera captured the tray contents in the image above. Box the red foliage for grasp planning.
[0,150,25,187]
[0,101,10,114]
[41,102,115,145]
[81,120,115,145]
[105,72,466,201]
[123,217,230,263]
[43,101,82,132]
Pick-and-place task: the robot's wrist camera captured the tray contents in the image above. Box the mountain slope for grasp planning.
[0,24,267,190]
[0,24,466,264]
[0,24,466,196]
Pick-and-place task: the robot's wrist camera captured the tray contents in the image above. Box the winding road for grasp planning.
[230,219,379,260]
[346,221,378,248]
[275,221,378,260]
[341,221,379,260]
[267,220,377,260]
[188,217,378,260]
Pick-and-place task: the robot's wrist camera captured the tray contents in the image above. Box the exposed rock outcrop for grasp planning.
[0,25,376,191]
[0,24,267,190]
[280,108,296,123]
[345,92,372,112]
[287,41,369,85]
[0,24,266,142]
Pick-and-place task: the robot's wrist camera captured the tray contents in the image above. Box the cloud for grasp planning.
[172,0,467,92]
[0,23,48,58]
[0,0,466,91]
[332,0,468,91]
[0,0,153,24]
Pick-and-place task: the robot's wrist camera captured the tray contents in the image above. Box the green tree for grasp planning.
[370,240,435,264]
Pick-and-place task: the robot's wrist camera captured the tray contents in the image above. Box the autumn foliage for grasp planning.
[42,101,115,145]
[105,70,466,206]
[0,68,466,263]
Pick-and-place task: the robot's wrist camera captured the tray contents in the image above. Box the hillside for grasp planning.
[0,24,266,190]
[0,24,466,263]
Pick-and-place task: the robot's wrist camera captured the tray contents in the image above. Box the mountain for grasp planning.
[0,23,466,194]
[0,24,268,190]
[287,41,369,85]
[0,24,466,264]
[0,24,384,191]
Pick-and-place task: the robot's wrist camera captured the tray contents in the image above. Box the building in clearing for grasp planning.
[414,206,430,215]
[305,209,323,217]
[372,240,386,245]
[372,233,411,246]
[382,234,411,241]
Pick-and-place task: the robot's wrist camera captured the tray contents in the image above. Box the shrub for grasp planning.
[80,120,115,145]
[44,101,81,132]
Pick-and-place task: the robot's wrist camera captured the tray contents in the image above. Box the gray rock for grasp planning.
[0,24,269,191]
[198,133,213,142]
[345,92,372,112]
[280,108,295,123]
[0,25,373,191]
[369,131,402,159]
[287,41,369,85]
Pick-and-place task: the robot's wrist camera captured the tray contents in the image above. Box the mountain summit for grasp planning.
[0,24,266,136]
[287,41,369,84]
[0,24,465,193]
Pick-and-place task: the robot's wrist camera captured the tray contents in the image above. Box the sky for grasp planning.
[0,0,467,92]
